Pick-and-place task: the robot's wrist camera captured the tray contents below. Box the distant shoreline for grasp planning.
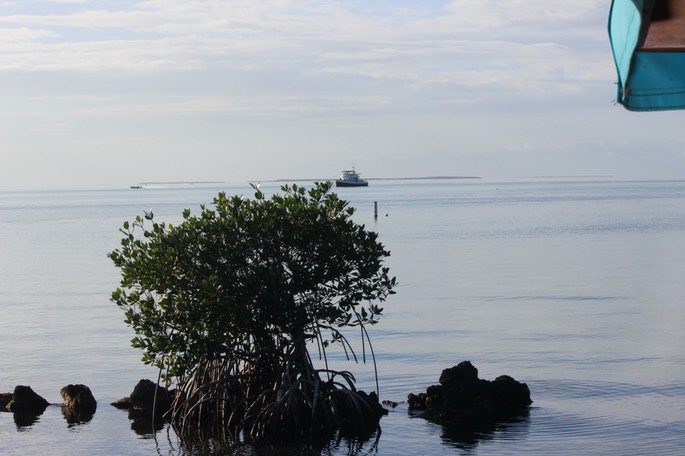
[130,175,625,188]
[531,175,614,179]
[129,177,483,188]
[271,176,482,182]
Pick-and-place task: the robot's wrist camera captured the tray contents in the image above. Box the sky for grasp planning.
[1,0,685,190]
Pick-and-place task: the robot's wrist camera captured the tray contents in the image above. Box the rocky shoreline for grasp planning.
[2,361,532,435]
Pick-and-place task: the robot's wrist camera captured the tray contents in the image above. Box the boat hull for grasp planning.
[335,180,368,187]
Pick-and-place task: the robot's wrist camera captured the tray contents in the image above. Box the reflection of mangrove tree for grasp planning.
[109,182,396,446]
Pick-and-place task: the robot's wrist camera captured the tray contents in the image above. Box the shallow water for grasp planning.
[1,179,684,455]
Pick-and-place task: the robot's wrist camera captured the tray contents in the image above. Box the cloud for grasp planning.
[6,1,676,189]
[0,1,609,73]
[2,1,612,118]
[0,0,612,126]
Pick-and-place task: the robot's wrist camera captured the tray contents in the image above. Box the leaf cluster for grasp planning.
[108,182,396,381]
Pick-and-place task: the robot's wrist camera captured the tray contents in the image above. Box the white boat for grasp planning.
[335,168,368,187]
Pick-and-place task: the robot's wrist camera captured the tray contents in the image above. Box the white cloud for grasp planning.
[0,0,612,110]
[1,1,683,189]
[0,26,58,42]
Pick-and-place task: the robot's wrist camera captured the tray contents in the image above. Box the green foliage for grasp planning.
[109,181,396,444]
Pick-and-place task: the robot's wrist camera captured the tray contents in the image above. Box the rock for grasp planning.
[334,389,387,439]
[491,375,533,414]
[110,397,133,409]
[0,392,13,411]
[6,385,49,415]
[113,379,173,421]
[59,385,97,424]
[439,360,479,385]
[382,399,399,408]
[130,379,172,411]
[408,361,532,427]
[60,384,97,416]
[425,384,444,408]
[110,380,175,435]
[407,392,428,410]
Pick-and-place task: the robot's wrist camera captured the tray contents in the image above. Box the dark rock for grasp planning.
[439,360,479,385]
[408,361,532,427]
[360,390,388,417]
[382,399,399,408]
[1,392,13,411]
[6,385,49,415]
[60,384,97,414]
[130,379,173,413]
[407,392,428,410]
[490,374,532,415]
[425,384,444,408]
[60,384,97,423]
[111,380,174,434]
[114,379,174,422]
[334,389,386,439]
[110,397,133,409]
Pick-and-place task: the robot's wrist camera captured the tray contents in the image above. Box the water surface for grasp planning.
[1,179,684,455]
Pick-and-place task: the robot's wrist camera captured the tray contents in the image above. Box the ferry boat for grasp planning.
[335,168,368,187]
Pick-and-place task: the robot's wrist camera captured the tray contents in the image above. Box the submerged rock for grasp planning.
[408,361,531,427]
[110,396,133,410]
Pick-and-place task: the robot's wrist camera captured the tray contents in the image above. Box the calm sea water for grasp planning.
[1,179,684,455]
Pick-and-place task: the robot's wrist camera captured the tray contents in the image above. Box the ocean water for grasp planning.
[1,179,684,455]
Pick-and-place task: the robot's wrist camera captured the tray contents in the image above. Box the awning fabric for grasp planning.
[609,0,685,111]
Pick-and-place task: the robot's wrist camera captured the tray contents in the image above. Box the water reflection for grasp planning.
[61,406,96,427]
[425,410,531,451]
[8,407,97,430]
[321,435,379,456]
[12,411,43,429]
[151,429,381,456]
[128,412,167,436]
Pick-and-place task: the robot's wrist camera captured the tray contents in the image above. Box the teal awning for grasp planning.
[608,0,685,110]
